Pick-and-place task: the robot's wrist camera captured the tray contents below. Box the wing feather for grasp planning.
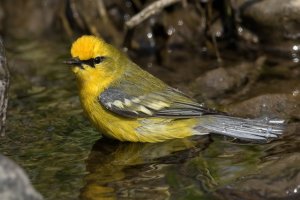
[99,63,221,118]
[99,86,220,118]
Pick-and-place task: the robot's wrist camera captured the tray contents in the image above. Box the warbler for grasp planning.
[65,35,285,143]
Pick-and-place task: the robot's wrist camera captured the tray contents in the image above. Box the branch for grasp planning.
[125,0,182,29]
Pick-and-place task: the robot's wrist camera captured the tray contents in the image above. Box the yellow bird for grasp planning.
[65,35,285,143]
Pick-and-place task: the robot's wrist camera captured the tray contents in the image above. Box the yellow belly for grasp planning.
[79,93,196,143]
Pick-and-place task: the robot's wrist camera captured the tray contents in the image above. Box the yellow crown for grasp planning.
[71,35,108,60]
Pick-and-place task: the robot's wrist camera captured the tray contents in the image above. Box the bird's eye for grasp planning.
[94,56,105,64]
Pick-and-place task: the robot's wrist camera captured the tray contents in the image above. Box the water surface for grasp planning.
[0,38,299,200]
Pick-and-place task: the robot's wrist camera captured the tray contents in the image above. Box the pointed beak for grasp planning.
[63,57,82,66]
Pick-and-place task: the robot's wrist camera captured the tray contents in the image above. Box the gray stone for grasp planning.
[237,0,300,44]
[0,154,43,200]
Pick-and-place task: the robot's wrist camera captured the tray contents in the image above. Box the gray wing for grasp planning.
[99,86,220,118]
[99,62,221,118]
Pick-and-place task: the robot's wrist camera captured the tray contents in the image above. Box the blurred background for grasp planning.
[0,0,299,199]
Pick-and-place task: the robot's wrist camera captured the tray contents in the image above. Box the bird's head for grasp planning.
[65,35,123,86]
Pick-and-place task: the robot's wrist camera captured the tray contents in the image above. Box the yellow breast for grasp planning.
[79,84,196,142]
[78,77,142,142]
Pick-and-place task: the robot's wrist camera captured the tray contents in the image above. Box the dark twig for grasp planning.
[0,38,10,136]
[96,0,122,45]
[69,0,86,30]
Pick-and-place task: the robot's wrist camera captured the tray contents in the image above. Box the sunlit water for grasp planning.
[0,38,299,200]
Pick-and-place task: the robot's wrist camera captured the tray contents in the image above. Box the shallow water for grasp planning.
[0,38,299,200]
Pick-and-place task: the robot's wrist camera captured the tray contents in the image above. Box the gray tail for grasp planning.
[196,115,285,142]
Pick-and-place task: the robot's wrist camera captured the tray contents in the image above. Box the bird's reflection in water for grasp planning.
[80,136,211,200]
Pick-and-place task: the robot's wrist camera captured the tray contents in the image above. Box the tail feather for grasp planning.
[195,115,285,142]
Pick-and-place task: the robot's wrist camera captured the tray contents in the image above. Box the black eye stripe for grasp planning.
[82,56,106,67]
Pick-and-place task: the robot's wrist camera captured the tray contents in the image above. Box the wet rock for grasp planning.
[226,94,300,119]
[190,57,265,101]
[211,152,300,199]
[0,37,9,135]
[0,0,62,39]
[237,0,300,44]
[0,154,43,200]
